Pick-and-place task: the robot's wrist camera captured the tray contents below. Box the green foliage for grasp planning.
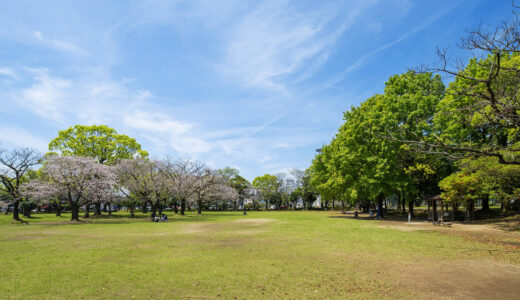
[252,174,279,204]
[433,53,520,164]
[439,172,479,207]
[310,71,449,207]
[48,124,148,165]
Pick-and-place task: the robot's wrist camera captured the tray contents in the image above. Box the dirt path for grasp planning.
[396,260,520,299]
[333,212,520,248]
[331,212,520,298]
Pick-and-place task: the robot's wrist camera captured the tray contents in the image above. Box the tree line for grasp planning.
[0,125,316,221]
[308,12,520,220]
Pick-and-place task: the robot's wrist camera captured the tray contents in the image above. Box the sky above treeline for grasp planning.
[0,0,514,180]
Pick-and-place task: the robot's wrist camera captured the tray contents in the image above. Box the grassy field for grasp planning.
[1,211,519,299]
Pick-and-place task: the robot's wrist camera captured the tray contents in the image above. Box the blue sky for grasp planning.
[0,0,514,180]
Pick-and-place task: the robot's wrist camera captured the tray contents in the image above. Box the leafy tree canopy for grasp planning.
[48,125,148,165]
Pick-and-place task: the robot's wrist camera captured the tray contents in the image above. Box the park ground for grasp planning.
[0,211,519,299]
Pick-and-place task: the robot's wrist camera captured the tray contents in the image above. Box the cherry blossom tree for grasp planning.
[208,183,238,211]
[0,146,42,221]
[192,165,217,214]
[26,156,116,221]
[117,158,157,217]
[160,158,199,215]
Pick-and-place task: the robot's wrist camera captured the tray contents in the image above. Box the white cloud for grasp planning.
[0,67,17,78]
[124,110,193,134]
[321,2,458,90]
[218,1,373,91]
[124,110,211,155]
[18,69,70,122]
[0,124,49,151]
[34,30,88,56]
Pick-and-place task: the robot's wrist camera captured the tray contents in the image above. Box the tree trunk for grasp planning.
[150,204,157,218]
[265,198,269,210]
[158,204,163,216]
[197,199,202,214]
[56,201,61,216]
[23,205,31,218]
[84,205,90,218]
[130,206,135,218]
[94,202,101,216]
[408,199,414,218]
[481,194,490,211]
[108,203,112,215]
[173,200,178,214]
[467,200,475,221]
[432,199,437,221]
[71,203,80,221]
[12,200,21,221]
[401,193,406,215]
[377,194,384,219]
[180,198,186,215]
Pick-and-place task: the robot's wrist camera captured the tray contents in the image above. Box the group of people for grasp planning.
[153,214,168,222]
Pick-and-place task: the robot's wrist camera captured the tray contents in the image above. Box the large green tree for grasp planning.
[49,125,147,216]
[310,71,449,216]
[49,125,148,165]
[252,174,279,210]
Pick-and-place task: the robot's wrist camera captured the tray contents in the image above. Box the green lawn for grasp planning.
[0,211,518,299]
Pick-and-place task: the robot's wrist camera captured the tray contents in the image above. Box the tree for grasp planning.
[439,172,479,221]
[208,183,238,211]
[292,168,316,210]
[49,125,147,216]
[398,14,520,165]
[252,174,279,210]
[161,158,198,215]
[0,146,42,221]
[117,158,158,218]
[49,125,148,165]
[25,156,116,221]
[192,164,217,214]
[229,175,250,214]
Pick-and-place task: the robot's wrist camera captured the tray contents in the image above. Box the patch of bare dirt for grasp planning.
[372,219,520,249]
[394,260,520,299]
[181,222,228,234]
[233,218,275,225]
[181,219,275,235]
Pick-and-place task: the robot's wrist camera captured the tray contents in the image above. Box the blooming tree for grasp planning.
[0,146,42,220]
[26,156,116,221]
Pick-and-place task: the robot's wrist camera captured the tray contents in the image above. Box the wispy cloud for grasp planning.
[0,67,17,78]
[34,31,88,56]
[321,2,458,90]
[218,0,377,91]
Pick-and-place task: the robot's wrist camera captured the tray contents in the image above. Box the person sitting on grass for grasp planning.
[163,214,168,221]
[154,215,159,222]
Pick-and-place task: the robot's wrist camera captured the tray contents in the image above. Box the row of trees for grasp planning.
[23,156,240,221]
[309,13,520,220]
[0,125,317,221]
[0,125,244,221]
[251,170,318,211]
